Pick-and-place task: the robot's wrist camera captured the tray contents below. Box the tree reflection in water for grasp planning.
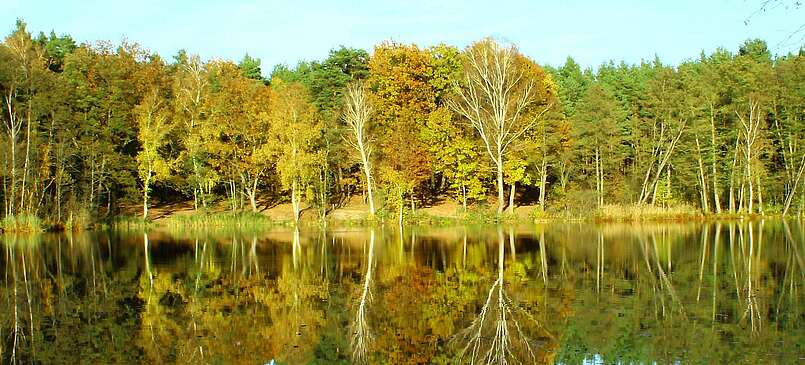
[0,221,802,364]
[454,227,552,364]
[350,229,375,364]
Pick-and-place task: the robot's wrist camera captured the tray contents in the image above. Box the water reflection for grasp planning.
[454,227,552,364]
[0,220,802,364]
[350,229,375,364]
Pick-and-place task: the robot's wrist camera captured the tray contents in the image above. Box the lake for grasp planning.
[1,220,803,364]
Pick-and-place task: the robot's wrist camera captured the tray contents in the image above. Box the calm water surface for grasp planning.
[1,221,803,364]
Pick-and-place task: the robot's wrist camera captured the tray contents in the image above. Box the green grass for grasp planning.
[161,211,275,229]
[109,214,154,230]
[1,214,44,233]
[402,206,505,226]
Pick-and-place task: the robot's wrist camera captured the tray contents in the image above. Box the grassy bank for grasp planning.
[163,212,276,228]
[594,204,703,222]
[1,214,44,233]
[2,202,798,234]
[111,212,277,231]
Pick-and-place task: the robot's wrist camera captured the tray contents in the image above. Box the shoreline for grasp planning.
[2,199,799,234]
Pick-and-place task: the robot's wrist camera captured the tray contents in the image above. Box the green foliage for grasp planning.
[238,53,263,81]
[423,108,488,206]
[1,20,805,228]
[271,80,324,194]
[136,91,173,186]
[35,30,76,72]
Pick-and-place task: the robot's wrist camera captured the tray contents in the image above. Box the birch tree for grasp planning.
[135,90,173,219]
[0,45,22,217]
[730,50,772,214]
[683,50,732,213]
[271,80,323,223]
[449,38,553,214]
[637,66,690,205]
[173,53,210,210]
[454,228,550,363]
[351,229,376,364]
[0,21,47,217]
[342,83,376,217]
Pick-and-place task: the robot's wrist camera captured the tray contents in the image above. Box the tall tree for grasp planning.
[342,83,376,217]
[728,42,773,213]
[0,20,50,217]
[637,65,690,205]
[775,54,805,215]
[449,38,554,214]
[270,80,323,223]
[681,49,733,213]
[574,83,623,207]
[135,89,173,219]
[205,61,272,212]
[368,42,435,218]
[550,58,592,194]
[172,54,211,210]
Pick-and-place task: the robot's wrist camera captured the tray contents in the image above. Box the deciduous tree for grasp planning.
[449,38,553,214]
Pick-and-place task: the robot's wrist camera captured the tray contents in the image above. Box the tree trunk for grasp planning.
[360,149,375,217]
[729,133,740,213]
[143,173,150,220]
[710,107,722,213]
[508,181,516,214]
[756,175,764,215]
[202,182,210,209]
[539,158,548,212]
[9,131,16,216]
[291,180,301,224]
[461,184,467,210]
[248,192,257,213]
[737,101,760,215]
[695,136,709,213]
[746,159,754,214]
[398,190,404,229]
[644,127,686,205]
[639,159,655,204]
[20,108,31,214]
[6,93,18,216]
[319,169,328,223]
[783,154,805,216]
[56,166,62,222]
[595,147,603,207]
[496,158,505,215]
[3,154,8,217]
[247,177,259,213]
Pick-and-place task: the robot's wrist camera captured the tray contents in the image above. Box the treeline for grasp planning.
[1,20,804,228]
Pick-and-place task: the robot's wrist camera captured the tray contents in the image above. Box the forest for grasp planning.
[0,19,804,230]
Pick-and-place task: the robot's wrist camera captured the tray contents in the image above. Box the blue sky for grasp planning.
[1,0,802,75]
